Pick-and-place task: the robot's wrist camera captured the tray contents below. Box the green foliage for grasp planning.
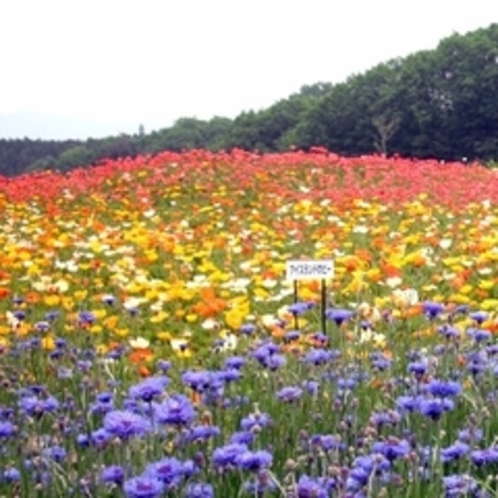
[2,24,498,177]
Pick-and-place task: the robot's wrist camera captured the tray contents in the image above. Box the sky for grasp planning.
[0,0,496,141]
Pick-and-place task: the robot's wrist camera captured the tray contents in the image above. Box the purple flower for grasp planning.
[287,301,314,316]
[101,465,125,485]
[443,474,483,497]
[156,360,172,372]
[370,410,402,427]
[18,395,59,417]
[235,450,273,471]
[128,376,169,402]
[276,386,303,403]
[426,380,461,398]
[183,425,221,443]
[467,328,492,343]
[230,431,255,445]
[78,311,96,325]
[184,483,214,498]
[419,398,455,420]
[212,443,248,469]
[303,348,334,365]
[240,323,257,335]
[441,442,470,463]
[470,447,498,466]
[438,325,460,339]
[224,355,246,370]
[144,457,184,487]
[326,308,355,326]
[123,475,165,498]
[103,410,150,440]
[372,438,410,461]
[91,428,112,447]
[182,371,212,392]
[296,475,328,498]
[240,412,272,431]
[0,421,16,438]
[264,354,286,371]
[422,301,445,319]
[302,380,320,395]
[407,361,428,376]
[154,394,196,425]
[470,311,489,325]
[3,467,20,482]
[42,445,66,462]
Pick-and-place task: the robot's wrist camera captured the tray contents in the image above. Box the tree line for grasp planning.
[1,23,498,177]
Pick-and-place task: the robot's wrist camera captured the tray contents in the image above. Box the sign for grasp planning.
[286,259,334,281]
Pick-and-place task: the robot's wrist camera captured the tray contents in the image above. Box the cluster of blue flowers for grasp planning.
[0,301,497,496]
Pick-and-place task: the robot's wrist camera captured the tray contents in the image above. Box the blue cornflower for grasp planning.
[396,395,423,412]
[224,355,246,370]
[240,412,272,432]
[252,342,280,362]
[303,348,334,365]
[441,442,470,463]
[419,398,455,420]
[181,371,212,392]
[183,425,221,443]
[469,311,489,325]
[144,457,184,487]
[470,447,498,466]
[408,361,429,376]
[302,380,320,395]
[212,443,248,469]
[438,324,461,339]
[217,368,241,383]
[296,475,329,498]
[467,328,491,343]
[103,410,150,441]
[426,379,462,398]
[90,392,114,415]
[156,360,172,372]
[230,431,255,445]
[101,465,125,485]
[34,321,51,332]
[154,394,196,425]
[458,428,483,444]
[123,475,165,498]
[19,395,59,416]
[0,421,16,438]
[288,301,314,316]
[42,445,67,462]
[370,411,402,427]
[422,301,445,319]
[91,428,112,447]
[236,450,273,471]
[372,438,410,461]
[240,323,257,335]
[263,354,287,371]
[284,330,301,342]
[443,474,484,497]
[310,434,342,451]
[2,467,20,482]
[184,483,214,498]
[78,311,96,325]
[276,386,303,403]
[325,308,355,326]
[128,376,169,402]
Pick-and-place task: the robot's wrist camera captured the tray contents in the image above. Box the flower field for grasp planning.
[1,149,498,497]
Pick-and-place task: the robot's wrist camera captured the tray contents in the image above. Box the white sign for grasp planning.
[286,259,334,281]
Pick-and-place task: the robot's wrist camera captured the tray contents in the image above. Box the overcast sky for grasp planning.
[1,0,496,140]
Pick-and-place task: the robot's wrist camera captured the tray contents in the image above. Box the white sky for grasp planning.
[0,0,496,140]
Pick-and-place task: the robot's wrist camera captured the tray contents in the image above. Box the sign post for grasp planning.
[286,259,334,335]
